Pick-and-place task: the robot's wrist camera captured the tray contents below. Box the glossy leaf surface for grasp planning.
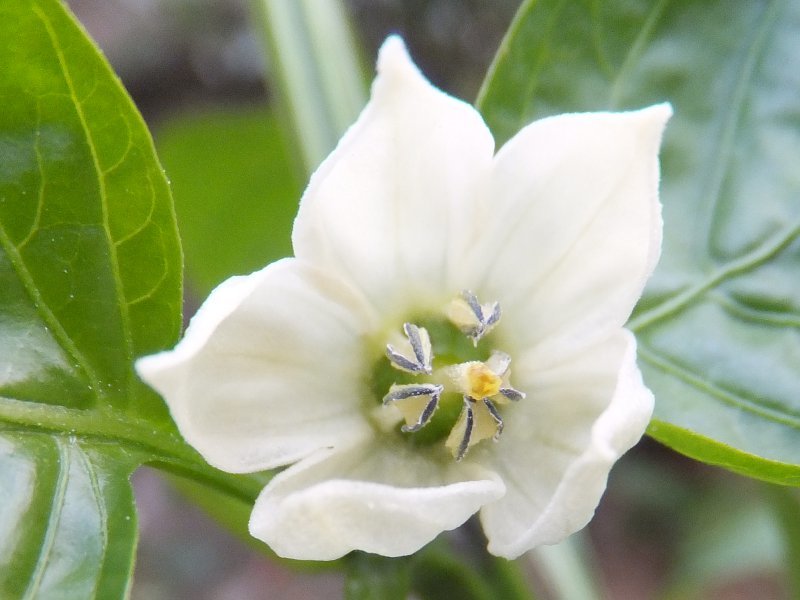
[478,0,800,484]
[0,0,183,596]
[0,0,181,419]
[0,433,139,599]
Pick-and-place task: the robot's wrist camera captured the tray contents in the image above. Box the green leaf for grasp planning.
[0,0,181,420]
[156,107,303,297]
[530,533,601,600]
[345,553,411,600]
[0,432,140,599]
[664,481,784,599]
[477,0,800,484]
[409,540,534,600]
[764,485,800,597]
[0,0,203,595]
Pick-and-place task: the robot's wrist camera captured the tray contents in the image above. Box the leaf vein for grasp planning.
[16,107,47,250]
[113,171,157,248]
[630,218,800,330]
[33,6,136,401]
[698,0,782,254]
[607,0,670,108]
[0,221,104,396]
[639,344,800,429]
[711,291,800,328]
[74,443,108,598]
[21,437,70,600]
[100,118,134,176]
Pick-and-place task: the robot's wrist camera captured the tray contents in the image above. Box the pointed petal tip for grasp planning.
[634,102,673,134]
[376,35,422,84]
[134,353,157,381]
[377,34,409,66]
[134,350,176,395]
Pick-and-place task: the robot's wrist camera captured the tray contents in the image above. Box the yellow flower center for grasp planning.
[465,362,502,399]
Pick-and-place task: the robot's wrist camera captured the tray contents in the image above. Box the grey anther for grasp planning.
[382,383,443,405]
[460,290,501,345]
[382,383,443,433]
[385,323,433,374]
[500,387,525,402]
[483,398,504,440]
[454,398,475,462]
[402,394,441,432]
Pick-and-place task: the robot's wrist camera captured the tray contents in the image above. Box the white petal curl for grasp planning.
[292,36,495,317]
[478,330,653,558]
[469,105,671,361]
[136,259,376,473]
[250,439,505,560]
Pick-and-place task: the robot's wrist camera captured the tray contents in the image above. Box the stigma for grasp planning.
[381,291,525,461]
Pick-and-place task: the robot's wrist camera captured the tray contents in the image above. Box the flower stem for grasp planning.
[345,553,412,600]
[410,539,536,600]
[249,0,367,175]
[763,483,800,598]
[528,532,603,600]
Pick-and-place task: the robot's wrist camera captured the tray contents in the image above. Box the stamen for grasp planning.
[382,383,443,404]
[447,290,501,346]
[383,383,443,432]
[449,398,474,462]
[405,322,430,368]
[485,350,511,378]
[500,388,525,402]
[378,296,525,460]
[483,398,504,440]
[385,323,433,374]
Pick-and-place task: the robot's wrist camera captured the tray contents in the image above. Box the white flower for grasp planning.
[136,36,670,561]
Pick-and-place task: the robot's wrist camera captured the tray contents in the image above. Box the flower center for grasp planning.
[463,363,502,398]
[373,290,525,461]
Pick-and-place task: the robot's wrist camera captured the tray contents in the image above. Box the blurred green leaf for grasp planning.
[530,534,601,600]
[410,539,534,600]
[478,0,800,485]
[156,107,302,297]
[663,481,784,599]
[345,553,411,600]
[764,485,800,598]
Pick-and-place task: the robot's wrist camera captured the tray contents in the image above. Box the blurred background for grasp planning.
[63,1,792,598]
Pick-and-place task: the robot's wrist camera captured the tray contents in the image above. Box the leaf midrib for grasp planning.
[0,395,196,466]
[0,396,265,504]
[33,3,135,402]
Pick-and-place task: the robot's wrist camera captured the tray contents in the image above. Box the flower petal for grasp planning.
[471,105,671,360]
[136,259,375,473]
[250,439,505,560]
[478,331,652,558]
[292,36,495,316]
